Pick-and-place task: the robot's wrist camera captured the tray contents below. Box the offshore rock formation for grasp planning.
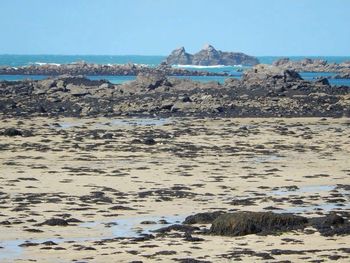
[273,58,350,76]
[1,65,349,118]
[165,47,193,65]
[166,44,259,66]
[0,61,228,77]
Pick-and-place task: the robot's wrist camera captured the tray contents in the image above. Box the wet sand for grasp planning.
[0,117,349,262]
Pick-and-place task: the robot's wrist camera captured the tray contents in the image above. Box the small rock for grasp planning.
[143,138,156,145]
[39,218,69,226]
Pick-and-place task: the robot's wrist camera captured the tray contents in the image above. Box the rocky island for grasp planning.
[165,44,259,66]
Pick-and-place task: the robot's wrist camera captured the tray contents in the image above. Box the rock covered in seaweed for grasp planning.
[183,211,225,225]
[209,212,308,236]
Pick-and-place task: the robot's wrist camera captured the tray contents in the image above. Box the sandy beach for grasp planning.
[0,116,349,262]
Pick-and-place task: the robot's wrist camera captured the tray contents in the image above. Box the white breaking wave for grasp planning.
[172,64,241,69]
[33,62,61,66]
[103,63,152,67]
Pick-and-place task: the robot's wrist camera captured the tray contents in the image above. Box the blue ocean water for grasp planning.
[1,55,350,67]
[0,55,350,86]
[259,56,350,65]
[0,55,164,67]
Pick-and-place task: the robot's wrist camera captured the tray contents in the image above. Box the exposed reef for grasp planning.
[1,65,349,118]
[273,58,350,76]
[0,61,228,77]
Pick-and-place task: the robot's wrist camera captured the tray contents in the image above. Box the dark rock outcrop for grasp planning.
[208,211,350,237]
[1,128,33,137]
[0,68,349,118]
[154,211,349,238]
[310,213,350,237]
[183,211,225,225]
[153,224,200,234]
[2,128,23,137]
[133,72,172,91]
[166,44,259,66]
[209,212,308,236]
[38,218,69,226]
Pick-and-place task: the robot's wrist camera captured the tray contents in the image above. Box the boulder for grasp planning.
[315,78,330,86]
[134,72,172,91]
[171,101,196,112]
[38,79,56,90]
[67,84,90,97]
[1,128,32,137]
[273,58,291,67]
[310,213,350,237]
[223,77,240,88]
[242,64,302,85]
[2,128,23,137]
[143,137,156,145]
[209,211,308,236]
[39,218,69,226]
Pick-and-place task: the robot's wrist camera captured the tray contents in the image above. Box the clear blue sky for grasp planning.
[1,0,349,56]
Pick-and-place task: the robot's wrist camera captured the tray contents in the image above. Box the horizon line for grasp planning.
[0,53,349,57]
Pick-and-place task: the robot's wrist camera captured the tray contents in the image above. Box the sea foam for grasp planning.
[33,62,61,66]
[172,64,241,69]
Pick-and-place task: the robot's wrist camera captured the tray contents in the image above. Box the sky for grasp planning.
[1,0,349,56]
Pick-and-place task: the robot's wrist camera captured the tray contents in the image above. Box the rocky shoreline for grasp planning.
[0,61,229,77]
[1,64,349,118]
[2,56,350,80]
[273,58,350,76]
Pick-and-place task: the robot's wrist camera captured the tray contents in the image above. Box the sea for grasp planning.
[0,55,350,86]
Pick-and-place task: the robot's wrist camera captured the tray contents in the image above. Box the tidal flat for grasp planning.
[0,117,349,262]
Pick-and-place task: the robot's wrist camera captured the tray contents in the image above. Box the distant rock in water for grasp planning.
[166,47,193,65]
[192,44,223,65]
[165,44,259,66]
[272,57,350,74]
